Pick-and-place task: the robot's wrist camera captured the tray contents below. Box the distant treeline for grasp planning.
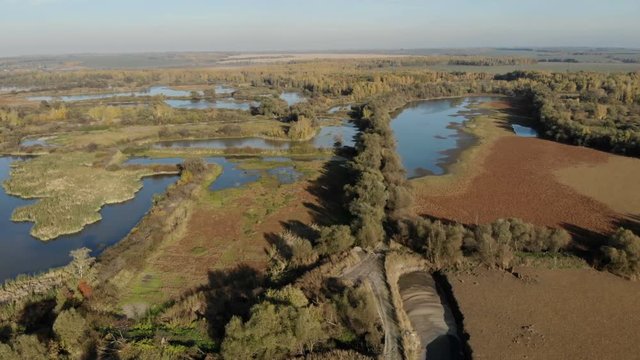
[613,57,640,64]
[497,71,640,156]
[447,56,538,66]
[0,55,541,88]
[538,58,580,63]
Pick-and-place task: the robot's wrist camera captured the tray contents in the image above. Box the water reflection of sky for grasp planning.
[0,156,177,281]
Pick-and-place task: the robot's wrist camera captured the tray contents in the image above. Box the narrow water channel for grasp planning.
[28,86,197,102]
[124,156,302,191]
[27,86,257,111]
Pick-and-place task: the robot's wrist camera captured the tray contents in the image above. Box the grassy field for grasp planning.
[554,156,640,216]
[118,158,325,306]
[3,152,171,240]
[49,120,288,149]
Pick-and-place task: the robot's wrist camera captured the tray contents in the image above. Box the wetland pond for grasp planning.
[28,86,197,102]
[125,156,302,191]
[164,99,255,111]
[512,124,538,137]
[280,92,306,106]
[19,136,55,148]
[0,156,301,281]
[27,86,256,111]
[392,96,500,178]
[0,156,177,281]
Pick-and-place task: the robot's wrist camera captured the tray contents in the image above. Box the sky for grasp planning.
[0,0,639,56]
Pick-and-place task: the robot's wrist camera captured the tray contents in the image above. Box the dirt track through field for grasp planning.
[342,249,404,360]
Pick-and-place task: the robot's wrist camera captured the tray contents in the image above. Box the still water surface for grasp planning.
[0,156,177,281]
[392,97,499,178]
[0,154,303,281]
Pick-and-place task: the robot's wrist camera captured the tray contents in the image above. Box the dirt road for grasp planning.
[342,249,404,360]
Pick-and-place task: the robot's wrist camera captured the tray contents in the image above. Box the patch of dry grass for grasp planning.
[50,120,287,149]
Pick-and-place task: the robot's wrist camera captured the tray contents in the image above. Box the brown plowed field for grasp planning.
[415,113,640,237]
[451,267,640,360]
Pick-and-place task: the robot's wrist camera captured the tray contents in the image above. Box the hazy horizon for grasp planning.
[1,0,639,57]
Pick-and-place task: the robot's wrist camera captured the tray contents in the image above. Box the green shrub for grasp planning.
[334,286,383,355]
[424,221,464,269]
[601,228,640,278]
[466,219,571,268]
[0,335,49,360]
[317,225,355,256]
[53,308,90,359]
[221,288,328,359]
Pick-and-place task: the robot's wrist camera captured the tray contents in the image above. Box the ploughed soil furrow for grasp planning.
[418,136,622,235]
[452,267,640,360]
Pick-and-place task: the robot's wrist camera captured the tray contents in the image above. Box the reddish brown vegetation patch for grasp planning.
[417,136,620,235]
[149,179,319,298]
[78,281,93,299]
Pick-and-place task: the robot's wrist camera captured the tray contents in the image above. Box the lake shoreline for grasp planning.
[391,95,505,178]
[0,155,179,281]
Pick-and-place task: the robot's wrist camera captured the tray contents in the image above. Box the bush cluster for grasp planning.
[601,228,640,278]
[398,217,571,269]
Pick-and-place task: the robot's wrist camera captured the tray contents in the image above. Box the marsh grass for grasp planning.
[3,152,164,240]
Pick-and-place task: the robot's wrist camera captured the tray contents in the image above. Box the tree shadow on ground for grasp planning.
[18,298,57,335]
[558,223,609,265]
[264,231,293,260]
[0,324,12,343]
[263,219,319,259]
[612,214,640,235]
[303,159,353,227]
[280,220,320,241]
[204,265,264,341]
